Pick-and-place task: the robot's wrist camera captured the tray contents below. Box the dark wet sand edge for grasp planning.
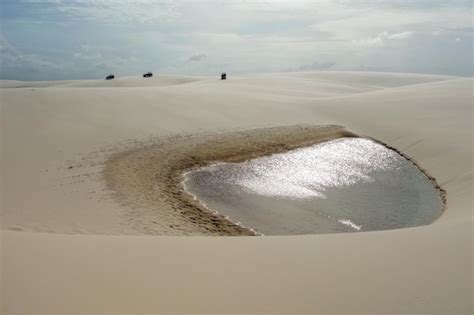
[365,136,447,212]
[104,125,353,235]
[103,124,446,236]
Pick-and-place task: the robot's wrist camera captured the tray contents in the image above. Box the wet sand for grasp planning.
[104,125,354,235]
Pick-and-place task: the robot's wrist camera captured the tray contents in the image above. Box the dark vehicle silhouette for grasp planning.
[143,72,153,78]
[221,72,227,80]
[105,74,115,80]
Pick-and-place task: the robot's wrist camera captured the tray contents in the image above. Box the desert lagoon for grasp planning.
[183,138,444,235]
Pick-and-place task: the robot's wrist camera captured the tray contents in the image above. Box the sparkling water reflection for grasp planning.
[184,138,443,235]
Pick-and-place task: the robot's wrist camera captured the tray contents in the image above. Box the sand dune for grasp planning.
[0,79,86,88]
[1,72,472,314]
[0,74,205,89]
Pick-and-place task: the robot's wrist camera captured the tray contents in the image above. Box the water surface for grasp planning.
[183,138,443,235]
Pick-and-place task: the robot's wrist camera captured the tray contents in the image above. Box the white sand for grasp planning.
[1,71,472,314]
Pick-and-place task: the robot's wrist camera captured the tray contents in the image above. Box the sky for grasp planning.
[0,0,472,80]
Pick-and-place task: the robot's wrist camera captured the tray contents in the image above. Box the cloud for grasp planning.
[387,31,414,39]
[3,0,474,78]
[0,35,60,76]
[48,0,182,24]
[187,53,207,62]
[298,61,335,71]
[72,44,138,70]
[354,31,414,46]
[311,4,472,42]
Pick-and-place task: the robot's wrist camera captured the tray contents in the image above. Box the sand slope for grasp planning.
[1,72,472,314]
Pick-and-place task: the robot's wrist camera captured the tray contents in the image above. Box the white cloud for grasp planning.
[311,6,472,42]
[50,0,182,24]
[187,53,207,62]
[5,0,474,78]
[354,31,414,46]
[0,35,59,71]
[297,61,335,71]
[387,31,414,39]
[72,44,138,69]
